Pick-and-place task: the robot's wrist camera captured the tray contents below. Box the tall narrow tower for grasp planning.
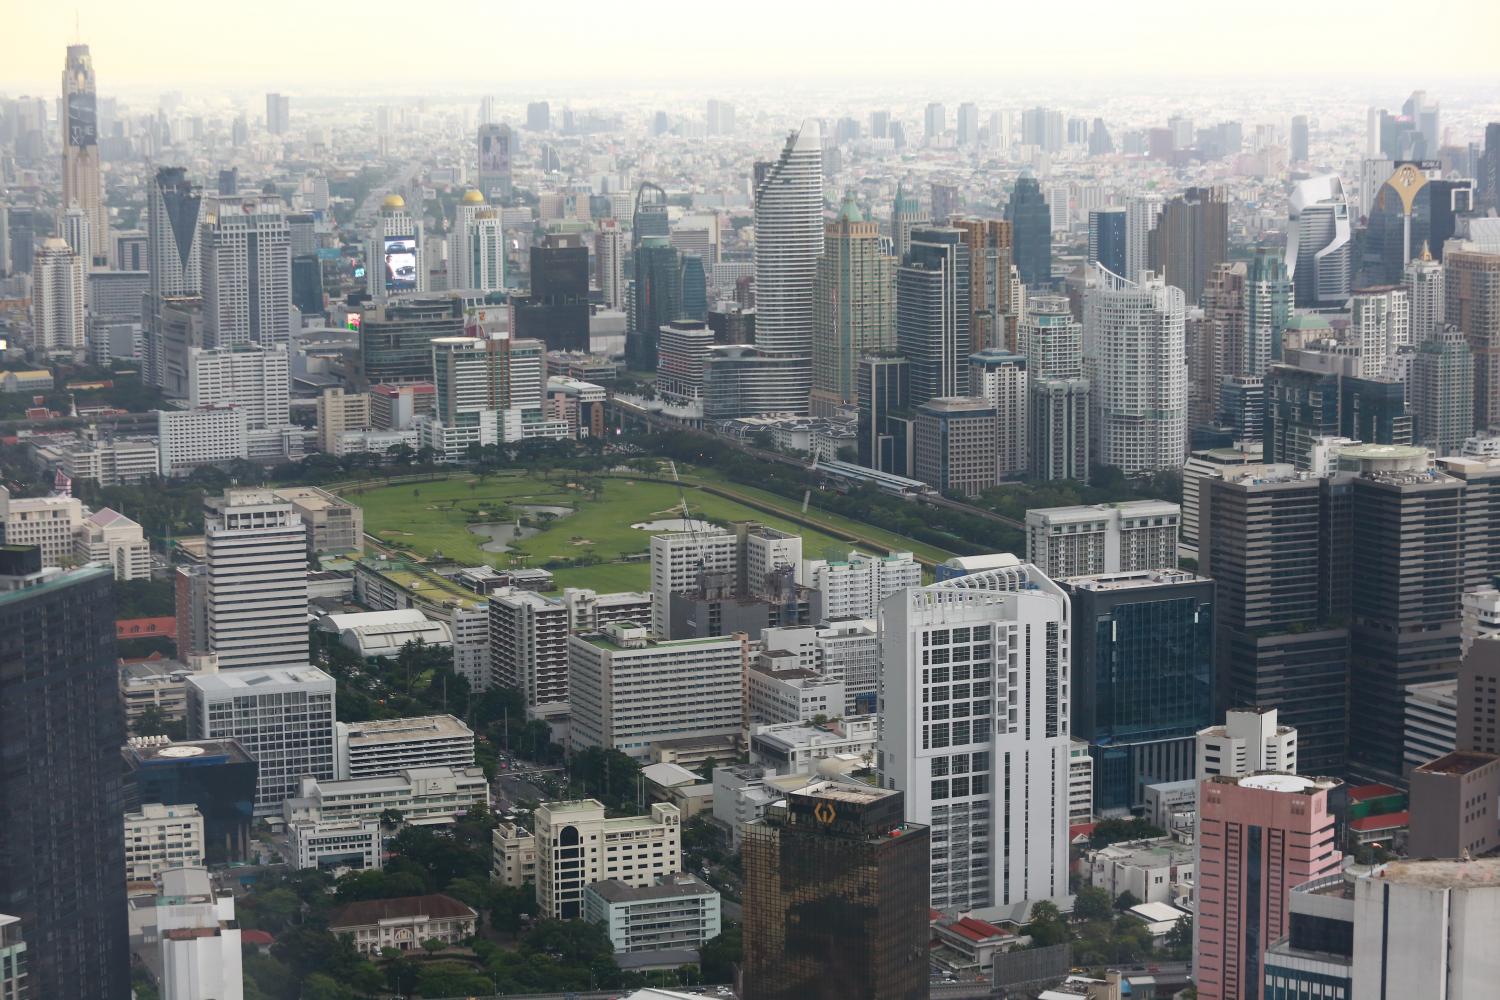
[811,193,894,416]
[62,44,107,266]
[752,119,824,413]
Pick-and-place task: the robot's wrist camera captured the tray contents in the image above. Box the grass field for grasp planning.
[343,472,900,591]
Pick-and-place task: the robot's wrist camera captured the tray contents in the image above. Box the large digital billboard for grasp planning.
[67,92,97,147]
[382,236,417,292]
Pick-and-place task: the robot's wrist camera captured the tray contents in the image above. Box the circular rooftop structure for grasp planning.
[157,745,206,758]
[1240,773,1315,793]
[462,189,485,204]
[381,193,406,209]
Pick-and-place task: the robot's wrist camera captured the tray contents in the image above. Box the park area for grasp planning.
[342,470,952,591]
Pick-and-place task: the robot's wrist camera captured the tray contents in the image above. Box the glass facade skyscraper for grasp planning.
[1004,176,1052,287]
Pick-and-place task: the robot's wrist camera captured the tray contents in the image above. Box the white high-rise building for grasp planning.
[202,489,309,670]
[32,238,86,358]
[879,567,1073,921]
[1350,286,1410,379]
[969,349,1029,477]
[596,219,626,310]
[157,407,249,477]
[148,167,204,300]
[201,195,291,349]
[156,867,243,1000]
[187,345,290,430]
[187,666,335,812]
[489,589,571,716]
[61,204,93,284]
[751,118,824,413]
[448,190,505,294]
[1125,195,1163,285]
[1196,707,1298,781]
[1083,266,1187,474]
[1286,175,1353,308]
[649,528,738,638]
[368,194,426,299]
[1025,501,1181,579]
[1404,249,1445,346]
[804,549,922,622]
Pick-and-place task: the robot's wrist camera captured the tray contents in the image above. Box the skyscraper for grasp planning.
[1289,115,1309,164]
[141,167,206,385]
[752,119,824,413]
[367,194,425,300]
[1125,195,1164,285]
[525,101,550,131]
[968,350,1027,478]
[1087,207,1127,278]
[448,190,504,294]
[0,548,128,1000]
[880,571,1072,920]
[265,93,290,134]
[594,218,625,310]
[898,226,972,405]
[477,123,513,199]
[924,102,945,144]
[61,203,92,277]
[741,783,929,1000]
[1005,176,1052,287]
[632,182,669,246]
[1084,266,1187,475]
[1479,122,1500,214]
[62,44,107,266]
[811,194,895,416]
[202,194,291,349]
[857,355,912,475]
[949,217,1016,352]
[1412,326,1475,456]
[889,181,927,264]
[1286,175,1353,308]
[31,238,85,359]
[1446,247,1500,433]
[1148,186,1228,304]
[629,236,682,371]
[203,489,310,670]
[514,234,590,351]
[1021,296,1090,481]
[956,102,979,147]
[1403,246,1445,345]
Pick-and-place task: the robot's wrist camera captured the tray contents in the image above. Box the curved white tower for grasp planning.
[1286,175,1352,308]
[752,119,824,413]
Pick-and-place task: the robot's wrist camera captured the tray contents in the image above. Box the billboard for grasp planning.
[67,92,97,147]
[382,236,417,292]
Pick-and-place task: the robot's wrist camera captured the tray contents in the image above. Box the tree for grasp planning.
[1114,889,1142,912]
[300,973,354,1000]
[379,807,405,830]
[421,937,446,954]
[699,925,742,983]
[1023,901,1070,948]
[385,956,421,995]
[1073,885,1113,921]
[1162,915,1193,960]
[131,706,187,741]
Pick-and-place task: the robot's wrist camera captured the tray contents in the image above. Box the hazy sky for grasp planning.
[6,0,1500,93]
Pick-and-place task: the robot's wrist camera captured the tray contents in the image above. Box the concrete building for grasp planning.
[366,195,426,301]
[123,803,205,881]
[1088,837,1195,905]
[316,388,371,454]
[803,550,921,623]
[31,238,85,358]
[711,765,814,849]
[322,608,451,659]
[156,407,249,476]
[202,490,308,669]
[1194,774,1344,1000]
[329,894,476,955]
[969,350,1028,477]
[1459,634,1500,756]
[187,345,289,429]
[1196,707,1298,781]
[1405,679,1459,771]
[913,396,998,497]
[748,716,878,775]
[0,492,84,566]
[491,820,538,887]
[532,800,682,919]
[56,435,160,486]
[156,867,243,1000]
[1407,750,1500,859]
[269,486,363,555]
[288,766,488,827]
[745,658,844,726]
[201,195,291,350]
[1070,740,1096,823]
[583,873,721,955]
[568,623,745,761]
[879,573,1072,921]
[810,194,895,416]
[0,914,26,1000]
[1024,501,1180,580]
[286,816,382,871]
[74,507,152,581]
[186,666,336,813]
[648,528,737,639]
[490,588,571,717]
[335,714,475,780]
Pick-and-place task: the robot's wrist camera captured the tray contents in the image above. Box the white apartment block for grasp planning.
[59,436,160,486]
[491,821,538,887]
[187,666,336,813]
[157,406,248,477]
[335,715,475,780]
[804,549,922,622]
[649,529,737,638]
[124,803,205,881]
[749,716,878,775]
[743,524,803,595]
[879,571,1073,922]
[156,867,243,1000]
[490,589,570,715]
[745,660,844,726]
[1196,707,1298,781]
[1070,739,1095,823]
[32,238,86,358]
[202,489,309,669]
[0,491,83,566]
[567,623,745,761]
[187,345,290,430]
[202,195,291,349]
[288,766,488,827]
[1025,500,1180,579]
[1404,680,1458,772]
[561,587,654,633]
[532,800,682,920]
[583,873,721,955]
[74,507,152,581]
[286,816,382,871]
[763,620,884,716]
[1350,285,1410,379]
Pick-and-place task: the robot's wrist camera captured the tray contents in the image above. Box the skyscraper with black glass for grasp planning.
[1088,207,1127,278]
[513,233,590,351]
[629,236,682,371]
[742,781,929,1000]
[0,547,128,999]
[1004,176,1051,287]
[1062,571,1215,813]
[897,226,971,405]
[857,354,912,476]
[122,739,258,864]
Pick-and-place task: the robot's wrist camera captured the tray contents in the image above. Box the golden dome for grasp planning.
[381,193,406,209]
[462,189,485,204]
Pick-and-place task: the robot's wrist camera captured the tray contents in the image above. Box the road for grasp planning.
[422,988,735,1000]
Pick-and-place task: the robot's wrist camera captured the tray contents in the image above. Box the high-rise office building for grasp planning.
[201,194,291,349]
[632,182,669,246]
[1005,176,1052,287]
[1194,774,1344,1000]
[706,99,735,135]
[477,123,513,199]
[61,204,92,278]
[913,396,998,496]
[367,194,426,300]
[1363,164,1474,285]
[811,194,895,416]
[525,101,550,131]
[1290,115,1309,163]
[1064,571,1215,813]
[1125,195,1164,285]
[514,234,590,351]
[1478,122,1500,214]
[1446,247,1500,433]
[1022,107,1064,153]
[265,92,289,134]
[1024,500,1181,580]
[1088,207,1127,278]
[956,102,979,147]
[1412,326,1475,456]
[0,549,128,1000]
[31,238,85,358]
[202,489,310,670]
[629,236,682,371]
[1196,707,1298,781]
[880,572,1072,920]
[649,528,739,639]
[595,218,625,310]
[951,217,1017,353]
[898,226,972,405]
[1149,186,1228,304]
[357,297,463,386]
[741,782,929,1000]
[62,44,107,266]
[448,190,504,294]
[1083,267,1187,475]
[890,181,927,265]
[188,345,290,430]
[968,350,1027,477]
[680,254,708,321]
[752,119,824,413]
[924,102,945,144]
[856,355,912,475]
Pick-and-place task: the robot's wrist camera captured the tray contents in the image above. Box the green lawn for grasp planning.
[343,472,888,591]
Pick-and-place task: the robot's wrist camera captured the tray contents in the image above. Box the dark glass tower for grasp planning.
[629,236,682,371]
[514,233,590,351]
[122,739,258,864]
[679,254,708,321]
[631,182,669,247]
[857,354,911,475]
[1087,207,1127,277]
[1004,176,1051,287]
[0,548,128,999]
[897,226,971,405]
[742,782,929,1000]
[1062,572,1216,813]
[291,253,323,314]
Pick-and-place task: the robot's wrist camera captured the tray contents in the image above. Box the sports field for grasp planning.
[343,472,936,591]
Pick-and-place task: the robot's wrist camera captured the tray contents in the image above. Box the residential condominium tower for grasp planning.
[202,489,310,669]
[811,193,895,416]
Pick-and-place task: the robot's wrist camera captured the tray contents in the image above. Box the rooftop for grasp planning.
[1064,569,1210,592]
[188,666,334,693]
[344,714,472,746]
[1374,857,1500,889]
[1415,751,1500,776]
[1349,811,1409,833]
[586,874,716,904]
[329,893,475,928]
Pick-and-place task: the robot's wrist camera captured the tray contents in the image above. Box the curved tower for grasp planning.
[1286,175,1351,307]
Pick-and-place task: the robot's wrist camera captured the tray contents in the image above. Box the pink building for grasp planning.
[1194,773,1344,1000]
